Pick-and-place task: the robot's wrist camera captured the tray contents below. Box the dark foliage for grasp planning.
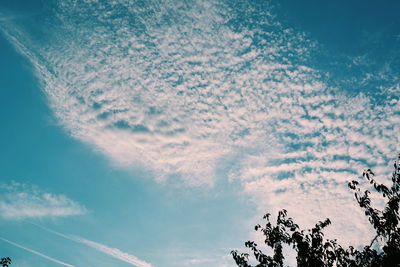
[232,155,400,267]
[0,258,11,267]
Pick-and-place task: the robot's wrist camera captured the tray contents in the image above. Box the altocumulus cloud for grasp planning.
[1,0,400,246]
[0,182,87,220]
[0,0,317,185]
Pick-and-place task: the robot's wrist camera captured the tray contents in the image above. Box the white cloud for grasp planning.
[0,0,315,185]
[0,182,87,220]
[1,0,400,249]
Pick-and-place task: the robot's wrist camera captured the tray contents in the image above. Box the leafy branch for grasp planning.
[232,154,400,267]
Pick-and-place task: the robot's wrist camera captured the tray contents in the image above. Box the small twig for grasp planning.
[369,234,379,247]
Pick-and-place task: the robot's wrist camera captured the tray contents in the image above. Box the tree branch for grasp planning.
[369,234,379,247]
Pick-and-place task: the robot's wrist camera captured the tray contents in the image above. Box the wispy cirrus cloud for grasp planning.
[0,182,87,220]
[1,0,400,247]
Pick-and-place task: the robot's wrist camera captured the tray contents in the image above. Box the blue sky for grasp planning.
[0,0,399,266]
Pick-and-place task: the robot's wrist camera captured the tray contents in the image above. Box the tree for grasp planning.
[232,154,400,267]
[0,257,11,267]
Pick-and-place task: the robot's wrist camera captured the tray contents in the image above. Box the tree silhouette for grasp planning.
[232,155,400,267]
[0,257,11,267]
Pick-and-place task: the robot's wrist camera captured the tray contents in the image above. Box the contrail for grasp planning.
[71,236,153,267]
[0,237,75,267]
[31,223,153,267]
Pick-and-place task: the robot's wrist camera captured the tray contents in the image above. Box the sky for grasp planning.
[0,0,399,266]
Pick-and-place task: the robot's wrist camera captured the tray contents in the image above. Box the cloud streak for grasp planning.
[0,237,74,267]
[32,224,153,267]
[72,236,153,267]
